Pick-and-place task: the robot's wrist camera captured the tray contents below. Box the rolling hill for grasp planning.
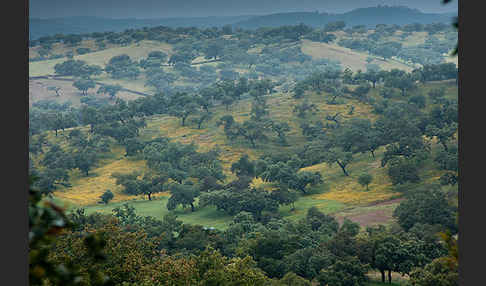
[233,6,456,29]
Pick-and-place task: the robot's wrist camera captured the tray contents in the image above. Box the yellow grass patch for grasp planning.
[313,182,396,205]
[387,31,428,47]
[54,153,148,206]
[302,150,399,206]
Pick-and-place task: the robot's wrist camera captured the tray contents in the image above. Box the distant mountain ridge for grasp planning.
[29,6,457,40]
[233,6,457,29]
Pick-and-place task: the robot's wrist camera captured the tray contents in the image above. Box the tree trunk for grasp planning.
[381,270,385,283]
[441,140,449,152]
[372,81,376,88]
[388,270,392,284]
[249,138,256,148]
[148,192,152,201]
[190,202,195,212]
[336,160,349,176]
[181,117,186,126]
[370,150,375,158]
[331,95,337,104]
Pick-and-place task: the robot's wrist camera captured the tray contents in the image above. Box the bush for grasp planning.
[428,87,446,104]
[379,87,398,99]
[393,186,457,232]
[408,94,427,109]
[439,172,458,186]
[387,157,420,185]
[76,47,91,55]
[100,190,114,204]
[79,96,110,108]
[317,256,369,286]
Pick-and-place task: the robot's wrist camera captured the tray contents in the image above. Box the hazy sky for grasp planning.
[30,0,458,19]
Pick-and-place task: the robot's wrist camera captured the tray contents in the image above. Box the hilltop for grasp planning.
[233,6,455,29]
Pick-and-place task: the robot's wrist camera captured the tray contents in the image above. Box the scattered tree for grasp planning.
[358,173,373,191]
[100,190,114,204]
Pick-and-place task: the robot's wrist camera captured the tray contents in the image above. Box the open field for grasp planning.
[76,192,347,230]
[29,40,173,77]
[388,31,428,47]
[301,40,416,72]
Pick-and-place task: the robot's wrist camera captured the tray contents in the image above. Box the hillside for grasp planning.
[29,20,458,231]
[33,79,458,230]
[29,16,459,285]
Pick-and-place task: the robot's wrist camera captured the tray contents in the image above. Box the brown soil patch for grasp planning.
[334,198,404,228]
[337,209,391,227]
[366,198,404,207]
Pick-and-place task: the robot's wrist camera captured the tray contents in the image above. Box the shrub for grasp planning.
[387,157,420,185]
[100,190,114,204]
[76,47,91,55]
